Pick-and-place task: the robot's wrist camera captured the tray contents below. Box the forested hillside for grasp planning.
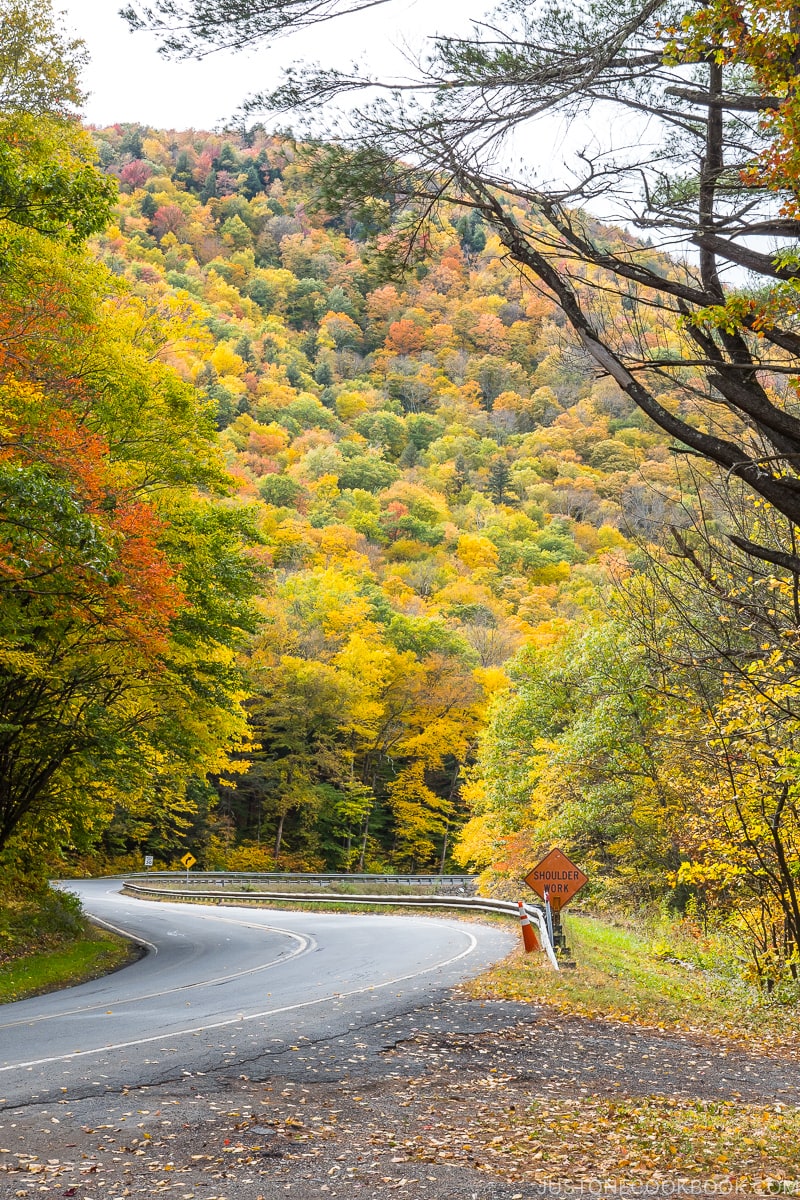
[82,0,800,989]
[5,0,800,993]
[85,124,674,874]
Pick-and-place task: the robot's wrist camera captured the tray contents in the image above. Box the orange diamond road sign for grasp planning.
[525,848,587,912]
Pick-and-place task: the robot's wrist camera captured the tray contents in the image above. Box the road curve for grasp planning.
[0,878,514,1108]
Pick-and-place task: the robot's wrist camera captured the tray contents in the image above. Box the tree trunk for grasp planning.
[439,762,460,874]
[357,810,370,872]
[274,810,285,868]
[439,821,450,875]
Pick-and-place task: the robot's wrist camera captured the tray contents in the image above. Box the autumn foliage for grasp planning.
[73,120,675,875]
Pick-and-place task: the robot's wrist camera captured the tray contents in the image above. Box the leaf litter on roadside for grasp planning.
[4,995,800,1197]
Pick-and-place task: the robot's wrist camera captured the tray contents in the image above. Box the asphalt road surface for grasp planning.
[4,884,800,1199]
[0,878,515,1108]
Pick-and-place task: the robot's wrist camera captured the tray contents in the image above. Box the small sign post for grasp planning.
[543,885,554,948]
[144,854,154,869]
[180,852,196,884]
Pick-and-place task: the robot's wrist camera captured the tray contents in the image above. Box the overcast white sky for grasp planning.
[56,0,648,218]
[59,0,489,130]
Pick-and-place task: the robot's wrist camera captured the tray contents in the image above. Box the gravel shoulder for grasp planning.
[3,994,800,1199]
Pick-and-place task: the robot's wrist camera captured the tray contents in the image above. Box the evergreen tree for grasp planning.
[487,458,512,505]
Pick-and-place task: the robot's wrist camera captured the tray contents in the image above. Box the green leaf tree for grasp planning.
[0,0,115,242]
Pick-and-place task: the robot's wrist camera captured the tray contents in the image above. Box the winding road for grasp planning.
[0,877,514,1108]
[3,883,799,1199]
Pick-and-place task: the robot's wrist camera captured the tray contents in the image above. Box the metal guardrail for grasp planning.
[122,881,560,970]
[126,871,478,891]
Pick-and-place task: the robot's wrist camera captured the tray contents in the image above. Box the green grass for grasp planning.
[0,922,134,1004]
[467,912,800,1052]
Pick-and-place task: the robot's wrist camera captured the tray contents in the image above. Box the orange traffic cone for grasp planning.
[518,900,540,953]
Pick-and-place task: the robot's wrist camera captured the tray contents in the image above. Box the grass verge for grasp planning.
[466,911,800,1054]
[0,921,135,1004]
[132,879,474,897]
[449,913,800,1186]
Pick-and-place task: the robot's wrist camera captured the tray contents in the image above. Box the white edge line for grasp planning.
[87,914,158,955]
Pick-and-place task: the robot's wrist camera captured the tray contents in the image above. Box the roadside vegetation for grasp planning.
[440,908,800,1187]
[401,1089,800,1189]
[469,909,800,1053]
[0,879,132,1003]
[130,877,474,895]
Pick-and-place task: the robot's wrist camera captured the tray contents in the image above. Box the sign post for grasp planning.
[180,851,196,884]
[543,885,554,948]
[525,848,587,960]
